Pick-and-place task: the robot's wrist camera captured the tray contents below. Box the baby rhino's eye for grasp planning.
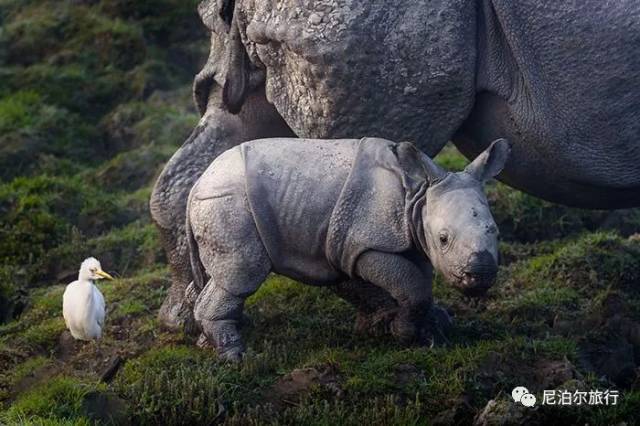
[439,231,449,246]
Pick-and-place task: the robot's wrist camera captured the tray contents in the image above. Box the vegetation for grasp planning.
[1,1,640,425]
[0,0,202,323]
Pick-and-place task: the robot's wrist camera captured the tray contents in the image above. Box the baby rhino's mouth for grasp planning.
[452,262,497,297]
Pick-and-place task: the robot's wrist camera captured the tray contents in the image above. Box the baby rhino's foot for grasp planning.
[419,304,453,346]
[196,333,243,362]
[391,300,445,345]
[218,345,244,363]
[391,304,453,347]
[199,319,245,363]
[390,312,420,345]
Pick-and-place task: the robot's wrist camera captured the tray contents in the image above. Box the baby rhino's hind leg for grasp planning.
[193,249,270,361]
[194,270,267,362]
[191,194,271,362]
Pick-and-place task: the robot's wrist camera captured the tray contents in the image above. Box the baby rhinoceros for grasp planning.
[187,137,510,361]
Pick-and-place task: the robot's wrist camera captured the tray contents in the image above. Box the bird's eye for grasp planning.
[439,232,449,246]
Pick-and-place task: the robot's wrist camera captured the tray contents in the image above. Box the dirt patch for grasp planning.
[555,293,640,387]
[473,395,538,426]
[393,363,425,387]
[474,351,538,395]
[475,350,581,396]
[9,362,59,401]
[267,365,343,408]
[56,330,83,362]
[533,358,581,390]
[58,314,158,380]
[551,292,640,387]
[4,310,165,404]
[578,334,636,387]
[432,394,475,425]
[81,390,131,425]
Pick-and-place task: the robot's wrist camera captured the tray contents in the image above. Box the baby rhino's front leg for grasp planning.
[354,251,433,344]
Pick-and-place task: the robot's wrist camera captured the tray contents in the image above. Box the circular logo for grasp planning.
[512,386,529,402]
[521,393,537,407]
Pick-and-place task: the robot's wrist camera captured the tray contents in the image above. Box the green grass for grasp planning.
[0,355,51,400]
[2,377,106,425]
[3,232,640,424]
[113,346,238,425]
[434,143,468,171]
[0,90,41,132]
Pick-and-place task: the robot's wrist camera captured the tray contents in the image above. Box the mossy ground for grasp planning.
[1,2,640,425]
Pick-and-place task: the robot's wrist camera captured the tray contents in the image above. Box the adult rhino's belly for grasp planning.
[245,0,476,156]
[456,92,640,208]
[457,0,640,208]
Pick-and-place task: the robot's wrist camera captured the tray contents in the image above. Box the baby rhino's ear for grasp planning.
[465,138,511,182]
[396,142,447,185]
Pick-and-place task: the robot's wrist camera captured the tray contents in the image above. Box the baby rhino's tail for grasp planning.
[186,189,207,292]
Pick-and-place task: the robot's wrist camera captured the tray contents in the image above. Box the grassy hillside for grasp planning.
[1,1,640,425]
[0,0,203,322]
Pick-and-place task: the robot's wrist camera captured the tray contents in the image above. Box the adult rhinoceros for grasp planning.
[151,0,640,329]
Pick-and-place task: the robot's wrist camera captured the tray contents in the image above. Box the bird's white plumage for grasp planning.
[62,257,111,341]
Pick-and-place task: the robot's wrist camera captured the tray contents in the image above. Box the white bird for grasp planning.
[62,257,113,341]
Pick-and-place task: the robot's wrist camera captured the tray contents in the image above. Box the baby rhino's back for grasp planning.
[195,138,359,198]
[191,138,360,285]
[241,137,359,195]
[240,138,360,284]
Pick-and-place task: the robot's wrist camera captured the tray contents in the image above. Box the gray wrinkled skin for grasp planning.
[187,138,509,361]
[194,0,640,207]
[153,0,640,329]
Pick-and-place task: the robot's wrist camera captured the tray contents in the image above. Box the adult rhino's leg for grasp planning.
[151,87,294,330]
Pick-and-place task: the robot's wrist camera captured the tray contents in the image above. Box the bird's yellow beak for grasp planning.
[95,269,114,280]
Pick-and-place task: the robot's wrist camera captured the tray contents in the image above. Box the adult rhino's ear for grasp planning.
[396,142,447,185]
[464,138,511,182]
[222,7,250,114]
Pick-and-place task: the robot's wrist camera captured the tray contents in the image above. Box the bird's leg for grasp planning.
[93,339,103,359]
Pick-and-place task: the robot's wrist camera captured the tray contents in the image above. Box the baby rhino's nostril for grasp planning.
[459,250,498,295]
[466,250,497,275]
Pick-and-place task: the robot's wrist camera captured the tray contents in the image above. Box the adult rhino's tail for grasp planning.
[186,189,207,292]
